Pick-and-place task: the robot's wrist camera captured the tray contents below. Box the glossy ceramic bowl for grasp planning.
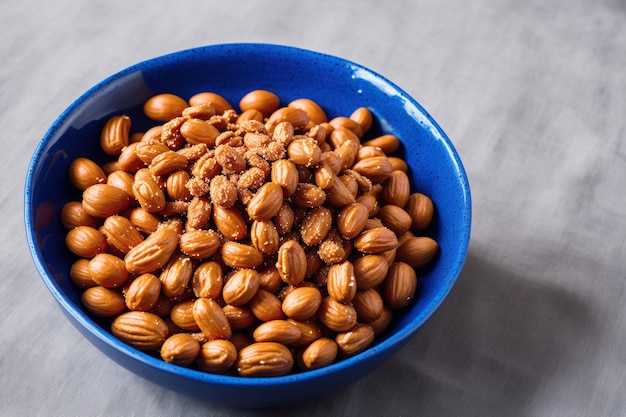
[24,43,471,408]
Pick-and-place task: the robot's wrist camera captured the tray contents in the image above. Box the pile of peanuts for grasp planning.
[61,90,439,377]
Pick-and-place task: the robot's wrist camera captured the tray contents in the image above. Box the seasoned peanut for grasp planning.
[252,320,302,345]
[276,240,307,285]
[299,206,332,246]
[61,201,99,229]
[249,219,280,255]
[132,175,166,213]
[169,300,200,331]
[335,323,375,357]
[384,262,418,309]
[65,226,108,258]
[327,261,357,304]
[212,204,247,241]
[249,289,284,322]
[337,203,369,239]
[222,269,260,306]
[246,182,284,221]
[69,259,97,289]
[111,311,169,350]
[143,93,188,122]
[101,215,143,254]
[179,229,221,260]
[381,169,410,208]
[221,241,264,269]
[352,288,384,323]
[192,298,232,341]
[281,286,323,320]
[196,339,238,373]
[239,90,281,116]
[160,333,200,367]
[82,184,130,218]
[236,342,294,377]
[395,236,439,268]
[125,273,161,311]
[188,92,233,114]
[298,338,338,371]
[353,227,398,254]
[288,98,328,125]
[159,253,193,297]
[377,205,413,236]
[406,192,435,231]
[223,305,257,331]
[81,286,127,317]
[68,157,106,190]
[191,261,223,299]
[88,253,129,288]
[100,115,131,156]
[317,296,357,332]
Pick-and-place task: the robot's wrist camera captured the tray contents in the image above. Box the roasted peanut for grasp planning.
[299,206,332,246]
[212,204,247,241]
[111,311,169,350]
[252,320,302,345]
[196,339,238,373]
[82,184,130,218]
[100,115,131,156]
[143,93,188,122]
[317,296,357,332]
[239,90,281,116]
[68,157,106,190]
[288,98,328,125]
[220,241,264,269]
[246,182,284,221]
[125,273,161,311]
[65,226,108,259]
[405,192,435,231]
[179,229,221,260]
[276,240,307,285]
[395,236,439,268]
[81,286,127,317]
[222,269,260,306]
[88,253,129,288]
[281,286,323,320]
[192,298,232,341]
[69,258,97,289]
[236,342,294,377]
[384,262,418,309]
[327,261,357,304]
[160,333,200,367]
[298,338,338,371]
[250,219,280,256]
[335,323,375,357]
[381,169,410,208]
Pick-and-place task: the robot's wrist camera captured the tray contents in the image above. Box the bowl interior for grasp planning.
[24,43,471,406]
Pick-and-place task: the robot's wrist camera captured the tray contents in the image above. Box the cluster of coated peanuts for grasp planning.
[61,90,439,377]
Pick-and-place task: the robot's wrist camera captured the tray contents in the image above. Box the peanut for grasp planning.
[160,333,200,367]
[68,157,106,190]
[111,311,169,350]
[236,342,294,377]
[81,286,127,317]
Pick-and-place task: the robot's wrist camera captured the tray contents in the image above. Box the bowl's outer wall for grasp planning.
[25,43,471,407]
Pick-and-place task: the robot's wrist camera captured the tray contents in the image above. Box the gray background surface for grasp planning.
[2,1,625,416]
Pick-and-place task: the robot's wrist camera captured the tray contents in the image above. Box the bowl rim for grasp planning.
[24,42,472,388]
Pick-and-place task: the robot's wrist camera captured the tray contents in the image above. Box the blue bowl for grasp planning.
[24,43,471,408]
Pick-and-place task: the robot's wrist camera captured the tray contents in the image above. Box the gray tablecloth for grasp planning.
[2,1,625,416]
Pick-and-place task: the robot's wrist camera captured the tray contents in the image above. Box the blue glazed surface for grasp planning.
[24,43,471,408]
